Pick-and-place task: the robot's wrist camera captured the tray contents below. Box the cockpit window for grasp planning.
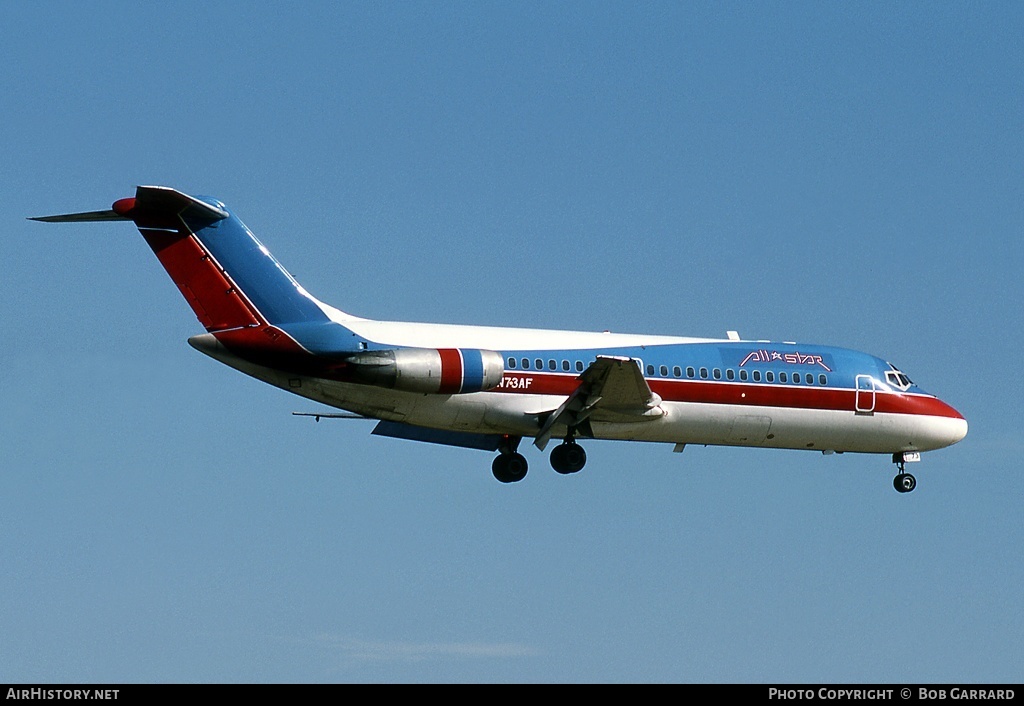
[885,364,914,391]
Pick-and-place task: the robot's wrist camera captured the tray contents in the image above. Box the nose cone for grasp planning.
[899,393,967,450]
[929,399,968,449]
[945,415,968,446]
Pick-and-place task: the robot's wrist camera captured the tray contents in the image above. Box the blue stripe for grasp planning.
[461,349,485,392]
[499,343,906,392]
[278,320,363,355]
[186,212,329,326]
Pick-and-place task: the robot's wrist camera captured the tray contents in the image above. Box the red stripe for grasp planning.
[141,229,261,332]
[437,348,464,394]
[489,372,964,419]
[213,326,310,364]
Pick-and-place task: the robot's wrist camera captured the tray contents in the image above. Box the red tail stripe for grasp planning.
[140,229,261,331]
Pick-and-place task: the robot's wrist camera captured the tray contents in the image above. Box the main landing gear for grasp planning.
[892,452,917,493]
[492,451,528,483]
[550,438,587,475]
[492,436,528,483]
[491,435,589,483]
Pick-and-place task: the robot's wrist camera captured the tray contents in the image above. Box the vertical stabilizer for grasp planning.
[125,186,331,333]
[30,186,365,358]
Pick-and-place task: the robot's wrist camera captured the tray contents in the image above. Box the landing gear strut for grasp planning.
[892,453,917,493]
[492,436,528,483]
[550,437,587,475]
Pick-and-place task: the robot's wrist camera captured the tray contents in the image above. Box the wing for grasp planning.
[533,355,665,450]
[372,420,506,451]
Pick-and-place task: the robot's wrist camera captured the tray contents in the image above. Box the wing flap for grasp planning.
[533,356,664,450]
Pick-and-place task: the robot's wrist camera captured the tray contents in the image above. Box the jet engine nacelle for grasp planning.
[345,347,505,394]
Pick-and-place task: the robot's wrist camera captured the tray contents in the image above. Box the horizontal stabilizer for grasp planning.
[28,210,129,223]
[372,420,504,451]
[29,185,228,225]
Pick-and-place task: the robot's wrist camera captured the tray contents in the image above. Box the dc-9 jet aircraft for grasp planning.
[32,186,967,492]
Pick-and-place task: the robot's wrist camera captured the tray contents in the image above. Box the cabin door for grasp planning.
[855,375,876,414]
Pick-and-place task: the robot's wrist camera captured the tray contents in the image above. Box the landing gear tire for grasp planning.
[550,441,587,475]
[894,473,917,493]
[492,452,528,483]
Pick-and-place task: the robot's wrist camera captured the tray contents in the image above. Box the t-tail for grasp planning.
[31,186,366,369]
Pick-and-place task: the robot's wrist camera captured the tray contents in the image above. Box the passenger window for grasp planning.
[548,359,556,371]
[660,365,668,376]
[647,364,655,375]
[739,369,748,381]
[726,369,735,381]
[819,374,827,385]
[713,368,722,380]
[562,360,570,371]
[753,370,761,382]
[700,367,708,379]
[522,358,530,370]
[673,366,682,378]
[780,372,788,383]
[576,360,584,372]
[535,359,543,370]
[508,357,516,369]
[686,367,695,378]
[766,371,775,382]
[806,373,813,384]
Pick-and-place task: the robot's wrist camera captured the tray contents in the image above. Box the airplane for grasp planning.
[31,186,967,492]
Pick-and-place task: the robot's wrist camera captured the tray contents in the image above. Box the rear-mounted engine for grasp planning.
[344,348,505,394]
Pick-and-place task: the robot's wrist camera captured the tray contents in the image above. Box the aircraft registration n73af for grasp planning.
[31,186,967,492]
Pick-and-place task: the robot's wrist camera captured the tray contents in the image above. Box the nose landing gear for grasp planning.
[893,471,916,493]
[892,452,917,493]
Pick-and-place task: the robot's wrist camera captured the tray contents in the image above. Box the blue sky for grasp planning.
[2,2,1022,683]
